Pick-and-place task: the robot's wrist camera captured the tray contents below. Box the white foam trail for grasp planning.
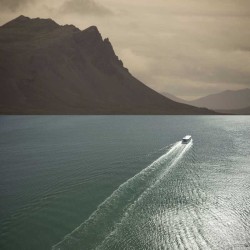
[52,141,192,250]
[96,141,193,249]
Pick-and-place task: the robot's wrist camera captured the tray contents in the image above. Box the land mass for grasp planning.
[188,89,250,110]
[216,106,250,115]
[162,89,250,114]
[0,16,216,114]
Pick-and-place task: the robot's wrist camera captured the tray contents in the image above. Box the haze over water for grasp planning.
[0,116,250,250]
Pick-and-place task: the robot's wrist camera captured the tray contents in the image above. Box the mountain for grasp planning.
[0,16,215,114]
[161,92,188,105]
[216,106,250,115]
[188,89,250,110]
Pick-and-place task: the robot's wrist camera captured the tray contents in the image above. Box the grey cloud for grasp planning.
[60,0,112,16]
[111,3,250,98]
[0,0,34,11]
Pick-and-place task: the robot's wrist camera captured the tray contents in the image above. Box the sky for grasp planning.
[0,0,250,100]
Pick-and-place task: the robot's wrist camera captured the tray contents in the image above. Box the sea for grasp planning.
[0,116,249,250]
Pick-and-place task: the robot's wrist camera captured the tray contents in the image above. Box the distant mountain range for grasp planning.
[161,92,188,105]
[216,106,250,115]
[0,15,215,115]
[163,89,250,114]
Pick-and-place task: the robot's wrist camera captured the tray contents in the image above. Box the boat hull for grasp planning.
[182,135,192,144]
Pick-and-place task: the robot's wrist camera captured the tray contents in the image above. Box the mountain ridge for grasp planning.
[162,88,250,113]
[0,16,216,114]
[216,106,250,115]
[189,88,250,110]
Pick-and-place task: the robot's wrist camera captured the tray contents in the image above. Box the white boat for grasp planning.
[182,135,192,144]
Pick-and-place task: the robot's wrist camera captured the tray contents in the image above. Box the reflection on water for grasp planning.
[0,116,250,250]
[53,141,193,249]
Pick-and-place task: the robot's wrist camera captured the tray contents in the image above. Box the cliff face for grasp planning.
[0,16,215,114]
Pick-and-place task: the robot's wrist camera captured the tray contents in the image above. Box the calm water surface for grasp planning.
[0,116,249,250]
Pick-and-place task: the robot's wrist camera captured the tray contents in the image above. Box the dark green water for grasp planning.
[0,116,249,250]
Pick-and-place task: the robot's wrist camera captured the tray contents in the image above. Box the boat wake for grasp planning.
[52,140,193,250]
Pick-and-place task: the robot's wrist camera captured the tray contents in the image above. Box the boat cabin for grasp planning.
[182,135,192,144]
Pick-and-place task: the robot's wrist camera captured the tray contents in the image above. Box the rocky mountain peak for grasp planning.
[0,15,216,114]
[1,15,59,32]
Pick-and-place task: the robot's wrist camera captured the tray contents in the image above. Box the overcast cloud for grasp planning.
[60,0,112,16]
[0,0,34,11]
[0,0,250,99]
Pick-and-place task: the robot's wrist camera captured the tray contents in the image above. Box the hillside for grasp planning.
[188,89,250,110]
[161,92,188,105]
[216,106,250,115]
[0,16,215,114]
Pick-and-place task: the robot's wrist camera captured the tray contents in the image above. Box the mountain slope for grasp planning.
[188,89,250,110]
[216,106,250,115]
[0,16,215,114]
[161,92,188,105]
